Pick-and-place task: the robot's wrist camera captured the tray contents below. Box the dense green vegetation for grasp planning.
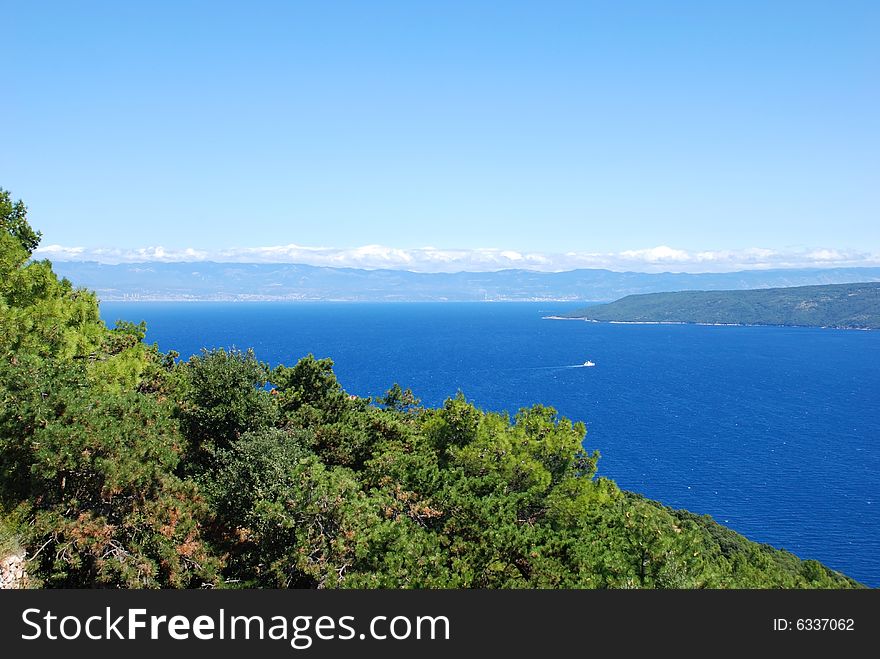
[565,283,880,328]
[0,189,861,588]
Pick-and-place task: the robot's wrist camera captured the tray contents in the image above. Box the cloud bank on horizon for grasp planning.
[33,243,880,274]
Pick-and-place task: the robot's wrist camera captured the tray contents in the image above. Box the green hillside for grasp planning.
[566,283,880,328]
[0,188,862,589]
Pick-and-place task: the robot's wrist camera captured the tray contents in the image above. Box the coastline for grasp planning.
[542,316,874,331]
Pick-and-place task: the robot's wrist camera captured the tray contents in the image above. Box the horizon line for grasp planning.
[33,243,880,275]
[38,259,880,278]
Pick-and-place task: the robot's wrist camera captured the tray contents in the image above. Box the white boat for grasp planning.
[583,360,596,367]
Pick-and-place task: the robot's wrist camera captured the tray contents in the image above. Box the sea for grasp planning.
[100,301,880,587]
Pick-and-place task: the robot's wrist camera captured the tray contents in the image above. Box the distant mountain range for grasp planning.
[563,282,880,329]
[48,261,880,302]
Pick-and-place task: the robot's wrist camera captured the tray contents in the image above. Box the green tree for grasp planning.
[0,188,220,587]
[177,348,277,465]
[272,354,348,418]
[205,428,384,588]
[1,188,41,263]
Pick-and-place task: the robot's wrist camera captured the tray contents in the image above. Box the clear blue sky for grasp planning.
[2,1,878,267]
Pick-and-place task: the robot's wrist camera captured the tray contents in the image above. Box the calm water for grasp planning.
[101,302,880,587]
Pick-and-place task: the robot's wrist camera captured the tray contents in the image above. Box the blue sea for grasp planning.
[101,302,880,587]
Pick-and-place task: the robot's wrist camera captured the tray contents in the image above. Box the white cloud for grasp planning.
[806,248,844,261]
[619,245,691,262]
[32,242,880,274]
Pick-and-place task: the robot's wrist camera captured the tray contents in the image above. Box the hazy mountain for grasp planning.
[48,261,880,302]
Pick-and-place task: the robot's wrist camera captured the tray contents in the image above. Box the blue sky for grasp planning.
[2,1,878,272]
